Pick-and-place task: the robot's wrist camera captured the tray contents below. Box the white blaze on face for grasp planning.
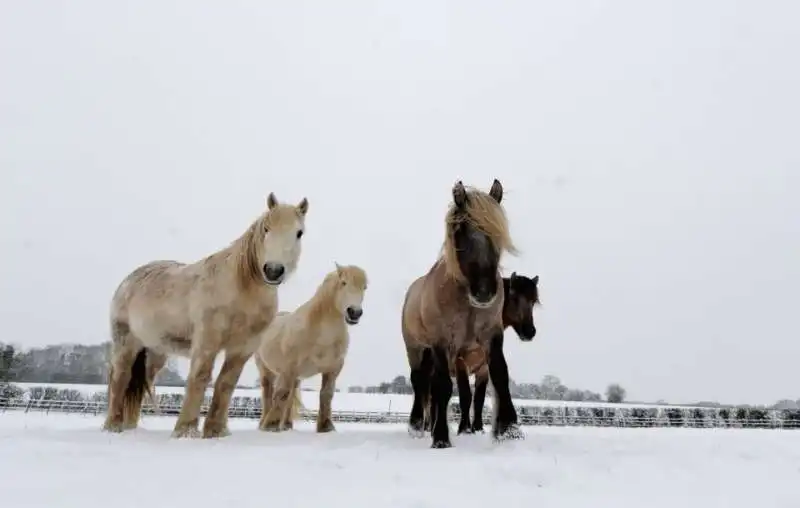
[261,194,309,285]
[261,213,304,283]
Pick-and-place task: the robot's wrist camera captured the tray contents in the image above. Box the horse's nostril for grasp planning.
[347,307,363,320]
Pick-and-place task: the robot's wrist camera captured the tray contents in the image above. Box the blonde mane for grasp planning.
[441,187,518,282]
[232,218,265,291]
[306,265,368,323]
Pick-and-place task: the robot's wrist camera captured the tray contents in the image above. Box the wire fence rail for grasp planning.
[2,397,798,429]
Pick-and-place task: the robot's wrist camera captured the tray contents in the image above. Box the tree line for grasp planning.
[0,342,185,387]
[348,374,628,404]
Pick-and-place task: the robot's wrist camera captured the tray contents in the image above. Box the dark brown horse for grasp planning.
[401,179,521,448]
[421,272,540,434]
[459,272,540,434]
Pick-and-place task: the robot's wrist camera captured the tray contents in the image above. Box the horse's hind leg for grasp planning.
[471,372,488,433]
[103,321,145,433]
[263,374,294,432]
[143,352,167,413]
[256,359,277,431]
[408,346,433,438]
[455,367,473,435]
[281,378,301,431]
[203,350,251,439]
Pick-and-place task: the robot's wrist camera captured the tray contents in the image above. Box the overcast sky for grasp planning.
[1,1,797,405]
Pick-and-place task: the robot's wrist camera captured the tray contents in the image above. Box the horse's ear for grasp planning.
[532,275,539,285]
[452,180,467,209]
[297,197,309,216]
[266,192,279,210]
[489,179,503,203]
[510,271,517,281]
[334,262,343,276]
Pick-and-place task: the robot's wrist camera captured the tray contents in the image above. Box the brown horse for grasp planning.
[401,179,521,448]
[421,272,540,434]
[104,192,308,438]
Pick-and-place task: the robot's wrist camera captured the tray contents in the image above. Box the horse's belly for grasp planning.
[296,362,321,379]
[128,309,192,356]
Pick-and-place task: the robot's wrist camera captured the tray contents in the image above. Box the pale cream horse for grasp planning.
[255,263,368,433]
[104,192,309,438]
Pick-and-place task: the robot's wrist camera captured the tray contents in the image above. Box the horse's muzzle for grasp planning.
[468,292,497,309]
[345,306,363,325]
[517,324,536,342]
[263,263,286,285]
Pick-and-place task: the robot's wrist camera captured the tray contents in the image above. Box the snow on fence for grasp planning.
[1,394,799,429]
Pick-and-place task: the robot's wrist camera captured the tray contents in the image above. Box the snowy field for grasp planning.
[2,412,799,508]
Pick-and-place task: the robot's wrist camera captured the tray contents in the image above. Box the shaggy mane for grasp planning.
[441,187,518,282]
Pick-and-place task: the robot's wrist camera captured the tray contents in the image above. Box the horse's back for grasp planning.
[112,260,188,309]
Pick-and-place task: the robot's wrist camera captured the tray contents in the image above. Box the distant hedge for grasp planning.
[2,384,798,429]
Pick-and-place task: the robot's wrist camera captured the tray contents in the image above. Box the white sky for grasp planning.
[1,1,798,405]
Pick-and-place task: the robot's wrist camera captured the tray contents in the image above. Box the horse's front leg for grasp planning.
[317,366,341,433]
[172,346,217,439]
[471,372,488,433]
[487,332,524,442]
[203,349,251,438]
[456,366,473,435]
[429,346,453,449]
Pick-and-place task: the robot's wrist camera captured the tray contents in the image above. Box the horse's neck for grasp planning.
[308,282,341,314]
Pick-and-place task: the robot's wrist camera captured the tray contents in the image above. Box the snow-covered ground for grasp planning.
[1,411,798,507]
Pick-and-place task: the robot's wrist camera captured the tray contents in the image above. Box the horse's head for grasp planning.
[445,179,517,309]
[503,272,540,341]
[331,263,368,325]
[258,192,309,286]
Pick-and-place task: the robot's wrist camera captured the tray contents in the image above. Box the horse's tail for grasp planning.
[121,348,150,428]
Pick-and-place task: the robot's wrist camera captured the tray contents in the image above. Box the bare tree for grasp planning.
[606,383,626,403]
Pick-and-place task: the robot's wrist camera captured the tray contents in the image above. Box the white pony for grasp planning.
[255,263,368,433]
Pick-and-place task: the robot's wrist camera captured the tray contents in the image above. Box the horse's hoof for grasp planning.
[202,426,231,439]
[431,439,453,449]
[102,421,124,433]
[471,426,485,434]
[493,424,525,443]
[317,420,336,433]
[171,426,202,439]
[408,426,425,438]
[457,426,474,435]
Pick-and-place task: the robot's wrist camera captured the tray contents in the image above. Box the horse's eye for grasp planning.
[264,226,269,233]
[297,230,304,239]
